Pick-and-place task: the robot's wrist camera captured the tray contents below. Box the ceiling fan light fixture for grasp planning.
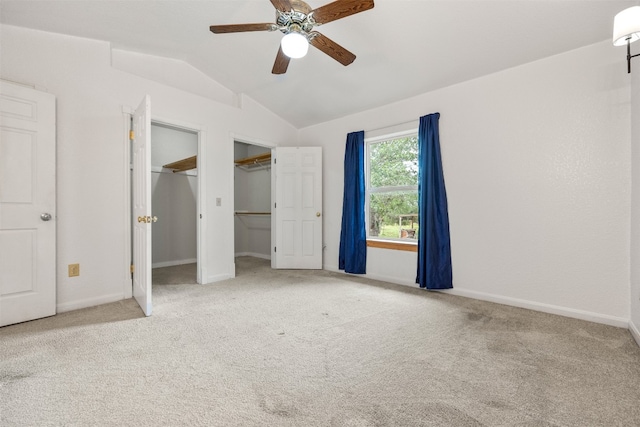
[281,32,309,58]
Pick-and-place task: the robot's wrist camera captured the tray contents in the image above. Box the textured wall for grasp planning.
[630,62,640,341]
[300,40,631,325]
[151,172,197,267]
[151,123,197,168]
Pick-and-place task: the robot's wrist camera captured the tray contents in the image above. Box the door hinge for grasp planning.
[130,264,135,273]
[274,202,276,208]
[129,130,135,140]
[274,158,276,164]
[274,247,276,253]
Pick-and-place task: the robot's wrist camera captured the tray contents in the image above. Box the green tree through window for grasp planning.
[367,135,419,240]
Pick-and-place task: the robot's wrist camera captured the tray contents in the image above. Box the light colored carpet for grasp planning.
[1,256,639,426]
[152,262,197,285]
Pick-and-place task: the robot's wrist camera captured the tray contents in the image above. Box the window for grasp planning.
[366,132,419,242]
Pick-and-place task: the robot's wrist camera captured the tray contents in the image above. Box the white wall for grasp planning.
[630,64,640,344]
[151,172,197,267]
[300,40,631,327]
[151,123,197,168]
[1,25,297,312]
[234,142,272,259]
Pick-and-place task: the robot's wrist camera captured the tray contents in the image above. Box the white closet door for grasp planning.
[273,147,322,269]
[0,81,56,326]
[132,95,152,316]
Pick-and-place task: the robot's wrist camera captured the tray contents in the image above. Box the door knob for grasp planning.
[137,215,158,223]
[316,212,321,217]
[40,213,52,221]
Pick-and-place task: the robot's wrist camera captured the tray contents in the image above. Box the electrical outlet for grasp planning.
[68,264,80,277]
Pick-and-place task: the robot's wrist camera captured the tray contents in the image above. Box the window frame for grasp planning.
[365,129,419,245]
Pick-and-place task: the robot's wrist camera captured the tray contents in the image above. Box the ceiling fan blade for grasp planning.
[311,0,374,25]
[209,23,276,34]
[270,0,293,12]
[272,45,291,74]
[309,32,356,66]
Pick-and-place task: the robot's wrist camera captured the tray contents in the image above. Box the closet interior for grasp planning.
[234,141,272,263]
[151,123,198,279]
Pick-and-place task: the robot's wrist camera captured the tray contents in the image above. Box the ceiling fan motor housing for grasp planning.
[276,1,317,37]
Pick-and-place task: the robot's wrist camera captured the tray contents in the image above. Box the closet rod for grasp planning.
[234,159,270,168]
[234,152,271,166]
[234,212,271,216]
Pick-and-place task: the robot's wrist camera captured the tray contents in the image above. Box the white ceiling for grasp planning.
[0,0,634,128]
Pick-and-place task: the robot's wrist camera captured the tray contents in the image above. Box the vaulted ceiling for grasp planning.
[0,1,634,128]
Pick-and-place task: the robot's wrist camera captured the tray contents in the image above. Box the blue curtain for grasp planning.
[416,113,452,289]
[339,130,367,274]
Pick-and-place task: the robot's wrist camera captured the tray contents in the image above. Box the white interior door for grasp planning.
[132,95,152,316]
[0,81,56,327]
[273,147,322,269]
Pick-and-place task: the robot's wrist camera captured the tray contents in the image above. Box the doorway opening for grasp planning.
[233,140,273,275]
[150,122,199,286]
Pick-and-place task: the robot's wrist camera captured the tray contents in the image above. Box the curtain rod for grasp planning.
[365,119,418,135]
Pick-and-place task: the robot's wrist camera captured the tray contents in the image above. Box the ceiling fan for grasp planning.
[209,0,375,74]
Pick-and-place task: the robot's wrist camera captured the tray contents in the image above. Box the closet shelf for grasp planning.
[235,211,271,216]
[234,152,271,168]
[163,155,197,173]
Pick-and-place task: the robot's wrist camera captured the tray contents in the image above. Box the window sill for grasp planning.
[367,239,418,252]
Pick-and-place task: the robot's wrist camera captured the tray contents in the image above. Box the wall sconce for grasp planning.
[613,6,640,73]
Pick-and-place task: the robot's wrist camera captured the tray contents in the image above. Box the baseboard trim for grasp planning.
[235,252,271,260]
[359,271,417,287]
[630,320,640,347]
[206,273,233,284]
[57,293,124,313]
[323,264,628,329]
[324,264,418,287]
[441,288,629,328]
[152,258,196,269]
